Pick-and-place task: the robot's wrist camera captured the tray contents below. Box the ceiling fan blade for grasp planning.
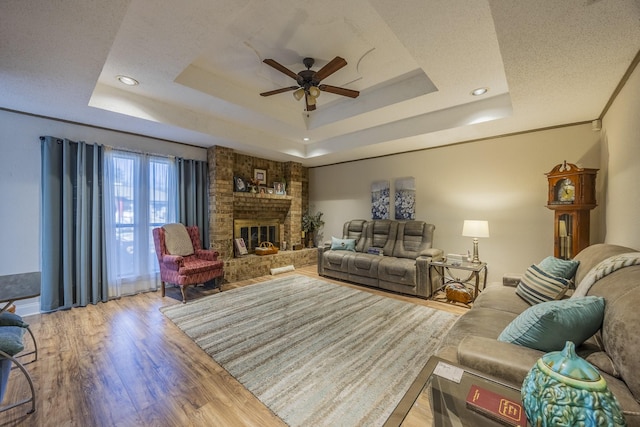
[319,84,360,98]
[263,59,299,80]
[305,93,317,111]
[313,56,347,82]
[260,86,299,97]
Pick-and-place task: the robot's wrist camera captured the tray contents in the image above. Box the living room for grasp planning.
[1,0,640,425]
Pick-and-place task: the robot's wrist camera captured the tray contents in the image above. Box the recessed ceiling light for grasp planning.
[303,137,310,141]
[117,75,139,86]
[471,87,488,96]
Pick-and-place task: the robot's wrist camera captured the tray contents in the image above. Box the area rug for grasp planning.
[161,274,458,426]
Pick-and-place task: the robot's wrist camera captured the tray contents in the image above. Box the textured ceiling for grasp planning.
[1,0,639,166]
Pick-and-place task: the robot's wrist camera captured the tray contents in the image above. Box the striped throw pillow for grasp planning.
[516,264,571,305]
[538,256,580,279]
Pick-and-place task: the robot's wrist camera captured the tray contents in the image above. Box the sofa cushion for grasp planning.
[392,221,434,259]
[378,257,416,287]
[330,237,356,251]
[341,220,368,252]
[538,256,580,279]
[362,220,398,257]
[497,296,604,352]
[584,261,640,401]
[438,307,519,352]
[472,283,531,316]
[162,223,194,256]
[348,253,382,279]
[515,264,571,305]
[586,351,621,379]
[324,250,354,271]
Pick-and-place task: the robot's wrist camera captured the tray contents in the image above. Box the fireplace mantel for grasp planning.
[233,192,292,210]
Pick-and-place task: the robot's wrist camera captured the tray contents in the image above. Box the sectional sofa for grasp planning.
[317,219,443,298]
[436,243,640,425]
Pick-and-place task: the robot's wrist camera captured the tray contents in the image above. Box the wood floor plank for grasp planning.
[1,265,463,425]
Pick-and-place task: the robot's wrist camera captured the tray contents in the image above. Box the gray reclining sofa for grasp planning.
[317,219,443,298]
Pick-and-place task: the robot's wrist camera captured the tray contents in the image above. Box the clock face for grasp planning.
[556,178,575,202]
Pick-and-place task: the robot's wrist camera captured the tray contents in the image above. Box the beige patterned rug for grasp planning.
[161,275,458,426]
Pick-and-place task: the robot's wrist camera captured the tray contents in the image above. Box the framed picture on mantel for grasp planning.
[274,182,285,195]
[254,169,266,185]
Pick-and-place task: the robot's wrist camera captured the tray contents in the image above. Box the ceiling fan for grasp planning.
[260,56,359,111]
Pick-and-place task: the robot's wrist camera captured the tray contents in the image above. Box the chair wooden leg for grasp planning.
[180,286,187,304]
[161,281,165,297]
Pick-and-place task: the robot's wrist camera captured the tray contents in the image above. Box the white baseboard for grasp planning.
[13,297,40,317]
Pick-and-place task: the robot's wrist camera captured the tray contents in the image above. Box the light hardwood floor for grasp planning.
[2,266,466,426]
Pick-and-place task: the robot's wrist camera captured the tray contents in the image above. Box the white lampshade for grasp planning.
[292,88,305,101]
[462,220,490,238]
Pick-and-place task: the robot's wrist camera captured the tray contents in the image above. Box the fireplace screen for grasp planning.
[234,219,280,254]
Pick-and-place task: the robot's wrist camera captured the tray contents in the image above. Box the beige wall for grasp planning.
[601,62,640,249]
[309,124,602,283]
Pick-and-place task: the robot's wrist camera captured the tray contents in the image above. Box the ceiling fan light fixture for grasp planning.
[293,88,305,101]
[308,86,321,98]
[262,56,358,112]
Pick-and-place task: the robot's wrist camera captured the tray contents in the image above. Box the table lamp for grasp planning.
[462,220,490,264]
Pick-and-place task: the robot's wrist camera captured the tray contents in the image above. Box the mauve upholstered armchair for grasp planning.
[152,224,224,303]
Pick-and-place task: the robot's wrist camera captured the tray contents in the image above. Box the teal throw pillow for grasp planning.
[330,237,356,252]
[538,256,580,279]
[516,264,571,305]
[498,296,605,352]
[0,312,28,328]
[0,326,25,356]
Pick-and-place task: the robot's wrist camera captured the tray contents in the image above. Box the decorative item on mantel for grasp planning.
[302,209,324,248]
[522,341,626,426]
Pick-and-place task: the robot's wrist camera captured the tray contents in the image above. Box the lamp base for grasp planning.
[471,238,481,264]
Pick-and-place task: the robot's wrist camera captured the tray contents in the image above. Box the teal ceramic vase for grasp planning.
[522,341,626,426]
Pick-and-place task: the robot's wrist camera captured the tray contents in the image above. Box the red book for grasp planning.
[465,384,527,427]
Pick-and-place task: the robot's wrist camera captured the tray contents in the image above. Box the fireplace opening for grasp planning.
[234,219,280,255]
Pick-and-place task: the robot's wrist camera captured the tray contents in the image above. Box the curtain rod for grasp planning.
[40,136,211,162]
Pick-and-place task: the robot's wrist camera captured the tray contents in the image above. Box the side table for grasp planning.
[429,259,487,301]
[384,356,529,426]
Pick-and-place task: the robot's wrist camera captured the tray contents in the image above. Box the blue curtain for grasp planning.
[177,158,209,248]
[40,136,107,311]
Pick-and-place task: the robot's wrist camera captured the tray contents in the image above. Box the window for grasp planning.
[104,150,176,296]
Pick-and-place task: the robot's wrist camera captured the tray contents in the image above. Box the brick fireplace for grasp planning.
[207,146,315,282]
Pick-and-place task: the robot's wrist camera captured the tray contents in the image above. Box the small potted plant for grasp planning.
[302,210,324,248]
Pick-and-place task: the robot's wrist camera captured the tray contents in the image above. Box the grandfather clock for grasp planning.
[545,161,598,259]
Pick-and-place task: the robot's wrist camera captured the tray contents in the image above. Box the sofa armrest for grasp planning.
[503,273,522,287]
[162,254,184,271]
[415,249,443,298]
[419,248,444,260]
[317,245,327,275]
[457,336,541,386]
